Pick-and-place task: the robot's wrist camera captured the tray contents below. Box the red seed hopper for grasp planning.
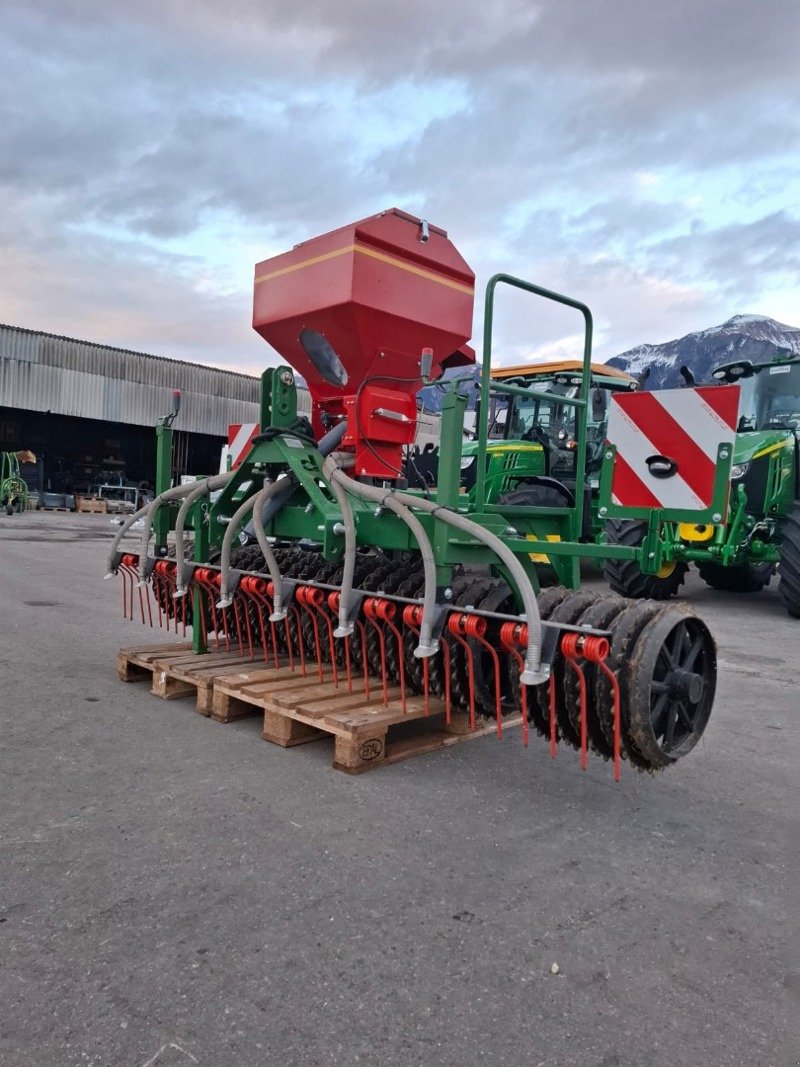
[252,208,475,477]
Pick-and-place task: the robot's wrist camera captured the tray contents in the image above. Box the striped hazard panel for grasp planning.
[607,385,739,512]
[227,423,260,468]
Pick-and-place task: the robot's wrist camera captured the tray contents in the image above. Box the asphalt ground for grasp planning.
[0,512,795,1067]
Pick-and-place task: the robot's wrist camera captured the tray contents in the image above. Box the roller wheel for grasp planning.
[697,560,774,592]
[530,590,599,747]
[595,600,664,769]
[562,596,628,760]
[625,606,716,768]
[603,519,687,600]
[522,587,572,736]
[778,506,800,618]
[461,577,521,720]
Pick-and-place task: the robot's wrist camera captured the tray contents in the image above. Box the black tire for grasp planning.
[625,606,716,769]
[778,506,800,618]
[595,600,665,768]
[697,560,774,592]
[603,519,687,600]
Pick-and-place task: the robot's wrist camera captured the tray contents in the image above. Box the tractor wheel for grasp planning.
[697,560,774,592]
[778,506,800,618]
[603,519,687,600]
[625,605,716,769]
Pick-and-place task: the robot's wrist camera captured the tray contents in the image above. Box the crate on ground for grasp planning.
[77,495,108,514]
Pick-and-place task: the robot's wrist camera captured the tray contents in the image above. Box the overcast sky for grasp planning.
[1,0,798,374]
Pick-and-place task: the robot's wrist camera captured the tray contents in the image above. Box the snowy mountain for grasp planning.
[607,315,800,389]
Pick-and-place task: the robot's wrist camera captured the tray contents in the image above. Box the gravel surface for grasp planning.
[1,512,795,1066]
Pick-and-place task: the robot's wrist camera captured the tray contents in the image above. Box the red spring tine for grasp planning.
[578,635,618,782]
[402,604,428,715]
[501,622,528,747]
[263,580,284,669]
[315,593,339,688]
[119,560,130,620]
[253,579,279,667]
[329,592,353,695]
[356,619,370,698]
[196,569,221,651]
[121,554,139,623]
[297,587,324,682]
[242,577,266,663]
[561,633,589,771]
[447,614,477,732]
[364,598,389,706]
[250,579,272,663]
[464,615,502,739]
[376,599,405,712]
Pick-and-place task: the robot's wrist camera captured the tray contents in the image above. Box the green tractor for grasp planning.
[603,354,800,617]
[455,360,637,584]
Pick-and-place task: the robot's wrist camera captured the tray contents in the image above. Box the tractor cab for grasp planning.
[712,355,800,507]
[459,360,637,508]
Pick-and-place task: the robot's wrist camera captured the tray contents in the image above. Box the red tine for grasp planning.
[500,621,529,747]
[356,619,370,698]
[364,598,390,706]
[327,592,352,693]
[373,599,405,712]
[402,604,429,716]
[561,634,589,770]
[463,616,503,738]
[296,586,324,682]
[447,613,478,731]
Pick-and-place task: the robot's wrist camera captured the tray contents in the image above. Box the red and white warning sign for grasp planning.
[227,422,260,469]
[607,385,739,512]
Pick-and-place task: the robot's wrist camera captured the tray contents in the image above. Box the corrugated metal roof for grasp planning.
[0,323,264,435]
[0,322,439,442]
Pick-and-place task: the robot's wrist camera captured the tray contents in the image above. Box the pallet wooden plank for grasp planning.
[287,686,403,719]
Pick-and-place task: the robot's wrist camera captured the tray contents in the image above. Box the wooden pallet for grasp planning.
[77,496,108,514]
[118,643,268,713]
[212,669,522,774]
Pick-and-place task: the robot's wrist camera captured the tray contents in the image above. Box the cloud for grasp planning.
[0,0,798,371]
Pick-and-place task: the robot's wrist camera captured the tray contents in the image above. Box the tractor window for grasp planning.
[739,363,800,432]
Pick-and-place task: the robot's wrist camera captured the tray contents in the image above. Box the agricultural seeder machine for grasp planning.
[107,209,729,777]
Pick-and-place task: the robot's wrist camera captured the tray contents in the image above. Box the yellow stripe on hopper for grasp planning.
[255,244,474,295]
